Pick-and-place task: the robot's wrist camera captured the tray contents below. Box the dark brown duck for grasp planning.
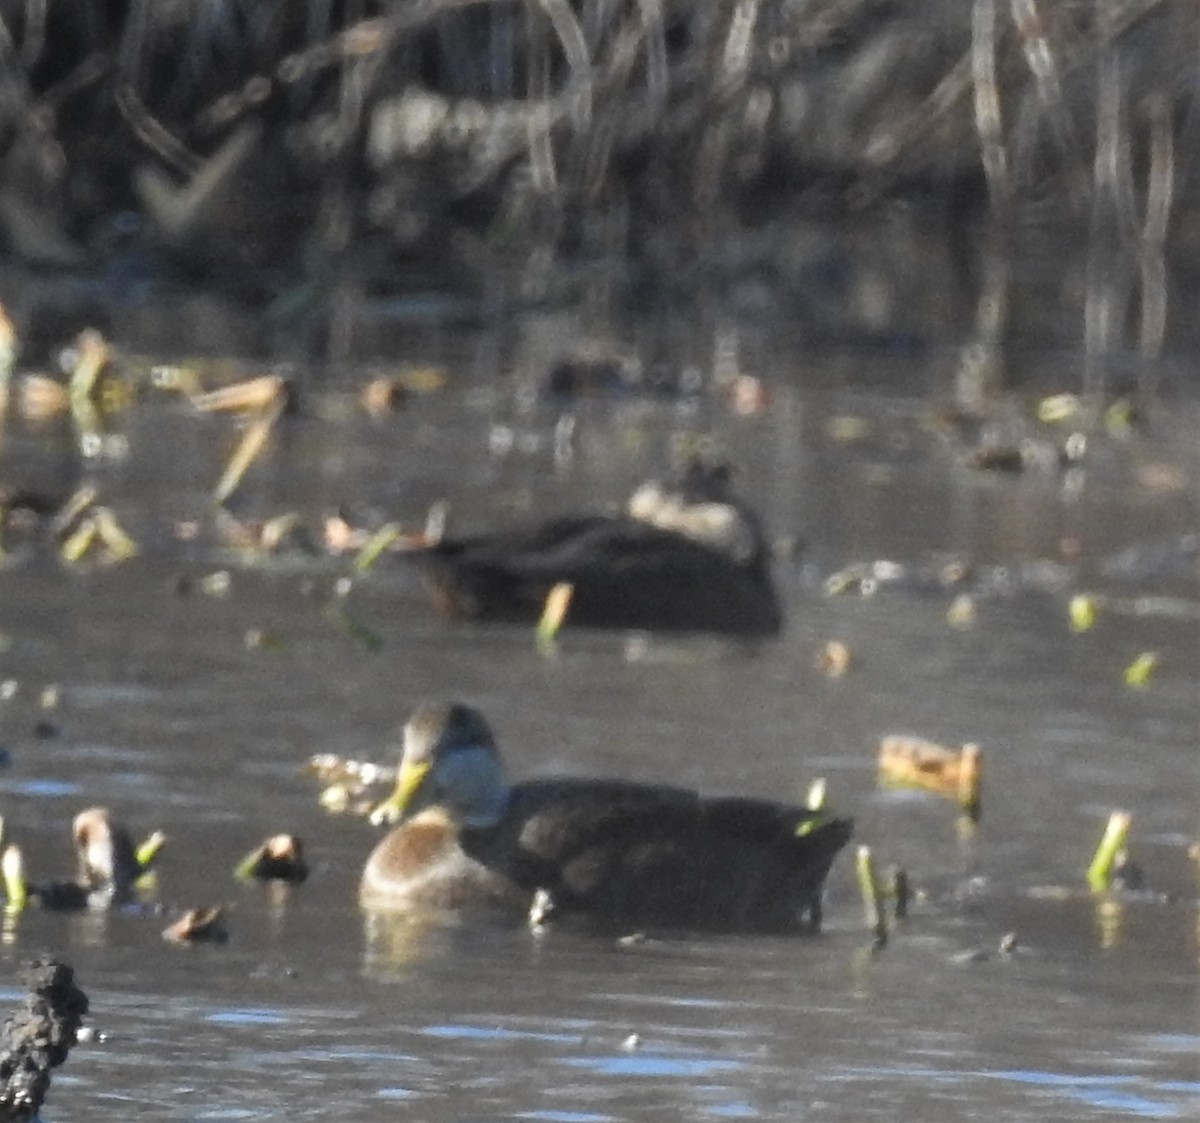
[409,459,784,637]
[361,703,852,933]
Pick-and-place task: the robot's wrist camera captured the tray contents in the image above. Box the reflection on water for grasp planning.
[0,341,1195,1121]
[836,1065,1200,1120]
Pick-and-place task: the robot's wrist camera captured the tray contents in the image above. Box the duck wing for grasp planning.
[470,780,849,930]
[418,517,781,634]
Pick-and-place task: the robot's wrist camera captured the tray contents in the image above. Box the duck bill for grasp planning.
[369,760,432,825]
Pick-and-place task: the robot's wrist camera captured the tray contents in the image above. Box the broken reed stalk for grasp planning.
[1,847,26,912]
[65,330,111,449]
[135,830,167,873]
[195,374,289,505]
[212,397,284,505]
[536,582,574,648]
[90,507,138,560]
[50,485,99,540]
[855,845,888,948]
[1087,810,1131,892]
[352,523,403,574]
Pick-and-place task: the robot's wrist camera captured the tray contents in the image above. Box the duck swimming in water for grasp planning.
[361,703,852,933]
[408,458,783,637]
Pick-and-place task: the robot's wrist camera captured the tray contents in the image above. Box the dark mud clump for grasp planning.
[0,958,89,1122]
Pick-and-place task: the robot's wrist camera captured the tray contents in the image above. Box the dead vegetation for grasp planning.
[0,0,1196,292]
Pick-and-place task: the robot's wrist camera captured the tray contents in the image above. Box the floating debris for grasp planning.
[1036,393,1083,424]
[528,888,556,931]
[49,487,138,567]
[306,754,394,788]
[724,373,772,416]
[259,513,317,556]
[824,415,873,443]
[1122,651,1160,688]
[814,640,852,677]
[1104,398,1142,436]
[244,629,286,651]
[306,754,394,815]
[822,561,909,597]
[198,571,233,597]
[148,362,202,396]
[323,511,361,555]
[963,431,1087,475]
[15,374,69,422]
[878,735,983,821]
[946,594,977,629]
[950,931,1022,966]
[394,366,448,395]
[360,375,407,416]
[234,835,308,884]
[204,510,321,562]
[162,906,229,945]
[1069,594,1098,633]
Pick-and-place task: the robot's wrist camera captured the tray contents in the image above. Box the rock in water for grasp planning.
[0,958,89,1121]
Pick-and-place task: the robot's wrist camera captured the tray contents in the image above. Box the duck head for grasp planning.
[370,703,511,829]
[625,458,760,563]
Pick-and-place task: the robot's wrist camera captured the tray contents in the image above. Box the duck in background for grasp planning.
[361,702,852,933]
[408,457,784,637]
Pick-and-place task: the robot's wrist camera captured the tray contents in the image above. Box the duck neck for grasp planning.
[443,745,511,829]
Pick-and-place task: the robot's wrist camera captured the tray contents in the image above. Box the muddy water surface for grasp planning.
[0,340,1196,1122]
